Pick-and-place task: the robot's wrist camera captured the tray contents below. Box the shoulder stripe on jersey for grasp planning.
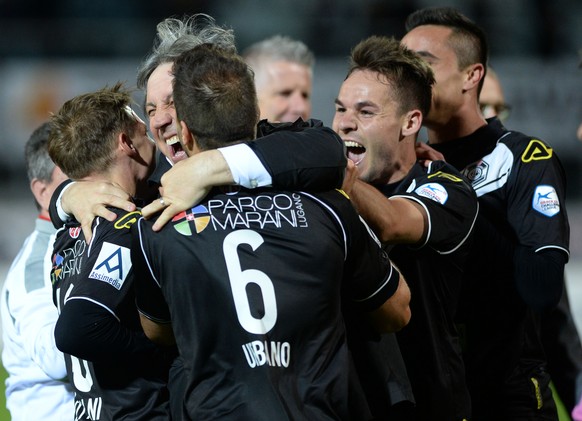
[439,201,480,255]
[389,195,431,249]
[354,263,396,303]
[137,217,163,288]
[86,218,103,257]
[300,192,348,261]
[64,296,120,322]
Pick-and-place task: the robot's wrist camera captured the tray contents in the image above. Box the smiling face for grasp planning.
[332,69,409,185]
[255,60,312,123]
[144,62,187,164]
[401,25,466,127]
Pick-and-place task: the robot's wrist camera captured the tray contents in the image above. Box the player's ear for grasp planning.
[119,131,136,156]
[402,109,422,137]
[179,120,199,155]
[464,63,485,92]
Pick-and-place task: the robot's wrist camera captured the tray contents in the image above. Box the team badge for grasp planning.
[414,183,448,205]
[69,227,81,239]
[88,242,131,290]
[522,139,552,163]
[172,204,211,236]
[532,185,560,217]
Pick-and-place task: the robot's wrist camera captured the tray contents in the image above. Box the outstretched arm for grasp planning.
[143,120,346,230]
[49,180,136,243]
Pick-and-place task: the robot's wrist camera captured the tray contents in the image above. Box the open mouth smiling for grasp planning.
[166,135,187,163]
[344,140,366,166]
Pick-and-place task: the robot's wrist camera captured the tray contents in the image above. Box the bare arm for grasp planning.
[139,314,175,347]
[349,179,426,244]
[58,181,136,242]
[368,270,411,333]
[141,149,234,230]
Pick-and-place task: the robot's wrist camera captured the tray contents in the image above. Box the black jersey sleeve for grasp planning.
[308,190,400,313]
[54,298,158,362]
[131,217,172,322]
[393,161,478,252]
[248,119,346,191]
[48,178,74,229]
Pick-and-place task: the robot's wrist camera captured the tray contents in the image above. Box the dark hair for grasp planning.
[348,36,435,117]
[172,44,259,151]
[405,7,488,90]
[48,83,137,179]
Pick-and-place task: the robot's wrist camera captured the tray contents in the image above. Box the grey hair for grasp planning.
[136,14,236,89]
[25,121,56,183]
[242,35,315,71]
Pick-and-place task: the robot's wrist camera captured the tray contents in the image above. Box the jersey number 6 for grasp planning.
[223,229,278,334]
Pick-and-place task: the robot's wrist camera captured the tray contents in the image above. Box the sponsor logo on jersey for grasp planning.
[522,139,553,163]
[172,204,211,236]
[69,227,82,239]
[532,185,560,217]
[113,211,141,230]
[206,192,309,231]
[88,242,131,290]
[51,240,86,284]
[414,183,448,204]
[242,340,291,368]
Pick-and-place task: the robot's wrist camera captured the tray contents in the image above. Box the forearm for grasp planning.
[350,180,425,244]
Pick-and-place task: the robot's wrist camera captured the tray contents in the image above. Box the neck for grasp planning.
[427,102,488,144]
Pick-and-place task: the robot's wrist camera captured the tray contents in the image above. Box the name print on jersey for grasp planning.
[172,192,309,236]
[75,396,102,421]
[52,240,86,284]
[242,340,291,368]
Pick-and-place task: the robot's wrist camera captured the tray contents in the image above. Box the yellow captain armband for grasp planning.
[335,189,350,199]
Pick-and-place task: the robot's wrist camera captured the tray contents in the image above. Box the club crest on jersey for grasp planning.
[172,205,211,236]
[522,139,552,163]
[88,242,131,290]
[414,183,448,205]
[532,185,560,217]
[69,227,82,239]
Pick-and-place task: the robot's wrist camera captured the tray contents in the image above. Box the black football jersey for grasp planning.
[51,209,170,420]
[375,160,478,421]
[133,188,399,420]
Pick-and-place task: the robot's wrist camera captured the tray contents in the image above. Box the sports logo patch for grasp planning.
[522,140,552,163]
[88,242,131,290]
[172,205,211,236]
[414,183,448,204]
[532,185,560,217]
[69,227,81,239]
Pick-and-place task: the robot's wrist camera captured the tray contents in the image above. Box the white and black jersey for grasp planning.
[51,209,171,421]
[373,160,478,421]
[432,117,570,418]
[133,188,400,421]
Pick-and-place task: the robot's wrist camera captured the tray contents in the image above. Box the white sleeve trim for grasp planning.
[56,182,75,223]
[218,143,272,188]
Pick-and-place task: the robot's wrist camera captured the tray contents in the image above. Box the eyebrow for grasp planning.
[416,50,438,61]
[145,93,173,109]
[335,98,378,109]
